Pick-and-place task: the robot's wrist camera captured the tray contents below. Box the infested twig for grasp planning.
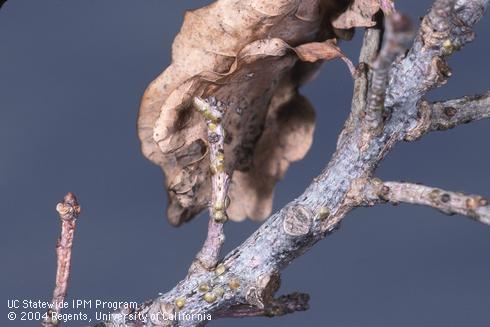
[42,193,81,327]
[364,12,414,134]
[363,180,490,225]
[96,0,489,326]
[191,97,231,272]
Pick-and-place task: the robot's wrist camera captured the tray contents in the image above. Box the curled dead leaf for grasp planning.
[138,0,380,226]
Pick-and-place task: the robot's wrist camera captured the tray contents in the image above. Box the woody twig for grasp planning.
[190,97,230,273]
[42,192,81,327]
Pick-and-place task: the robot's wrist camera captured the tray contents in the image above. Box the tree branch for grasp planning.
[363,180,490,226]
[338,22,381,149]
[97,1,488,326]
[406,91,490,139]
[350,26,381,121]
[430,91,490,130]
[388,0,488,141]
[42,193,81,327]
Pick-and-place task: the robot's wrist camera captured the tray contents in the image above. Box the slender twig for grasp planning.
[406,91,490,140]
[364,13,414,135]
[430,91,490,130]
[353,27,381,119]
[42,193,81,327]
[337,23,381,149]
[190,97,230,272]
[363,180,490,226]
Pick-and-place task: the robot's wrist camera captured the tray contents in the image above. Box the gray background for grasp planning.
[1,1,489,326]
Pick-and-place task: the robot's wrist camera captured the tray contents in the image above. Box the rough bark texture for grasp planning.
[95,0,489,326]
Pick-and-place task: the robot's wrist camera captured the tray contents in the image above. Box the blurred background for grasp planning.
[1,1,489,326]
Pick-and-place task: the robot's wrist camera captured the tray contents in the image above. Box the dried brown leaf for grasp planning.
[295,39,341,62]
[138,0,355,226]
[294,39,355,75]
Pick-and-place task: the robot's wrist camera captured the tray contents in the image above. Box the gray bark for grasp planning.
[97,0,489,326]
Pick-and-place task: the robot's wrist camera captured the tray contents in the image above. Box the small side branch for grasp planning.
[430,91,490,130]
[406,91,490,140]
[337,25,381,149]
[42,193,81,327]
[364,13,414,134]
[191,97,230,272]
[364,180,490,225]
[215,293,310,318]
